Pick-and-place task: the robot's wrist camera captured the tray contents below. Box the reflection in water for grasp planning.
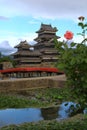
[0,108,43,128]
[0,102,82,128]
[41,106,59,120]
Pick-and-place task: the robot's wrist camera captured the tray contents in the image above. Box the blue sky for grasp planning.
[0,0,87,55]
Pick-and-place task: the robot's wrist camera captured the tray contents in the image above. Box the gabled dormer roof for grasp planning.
[14,40,32,49]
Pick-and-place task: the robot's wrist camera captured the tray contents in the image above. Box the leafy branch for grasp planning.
[78,16,87,43]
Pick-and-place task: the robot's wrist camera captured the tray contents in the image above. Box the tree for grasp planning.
[54,16,87,109]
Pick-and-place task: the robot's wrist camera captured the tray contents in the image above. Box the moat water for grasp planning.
[0,102,86,128]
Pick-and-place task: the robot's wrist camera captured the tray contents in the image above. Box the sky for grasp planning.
[0,0,87,55]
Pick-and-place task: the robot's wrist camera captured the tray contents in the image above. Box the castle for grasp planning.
[13,23,60,67]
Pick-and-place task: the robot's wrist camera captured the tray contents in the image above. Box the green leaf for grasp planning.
[84,24,87,28]
[77,33,83,36]
[78,22,84,29]
[63,42,68,49]
[81,38,87,44]
[70,42,77,47]
[57,63,65,70]
[85,59,87,63]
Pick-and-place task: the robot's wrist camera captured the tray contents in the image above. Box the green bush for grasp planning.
[54,17,87,109]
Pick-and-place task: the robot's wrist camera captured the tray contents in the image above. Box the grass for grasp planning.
[0,86,75,109]
[0,86,86,130]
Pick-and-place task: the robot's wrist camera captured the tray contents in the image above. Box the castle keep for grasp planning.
[13,24,60,67]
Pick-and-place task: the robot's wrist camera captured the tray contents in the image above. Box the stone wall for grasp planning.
[0,75,66,92]
[0,73,3,79]
[0,62,13,70]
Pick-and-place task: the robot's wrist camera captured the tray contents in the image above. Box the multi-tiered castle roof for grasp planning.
[13,24,60,67]
[13,40,41,67]
[34,24,60,67]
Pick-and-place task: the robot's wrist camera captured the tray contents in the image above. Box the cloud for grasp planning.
[20,33,37,44]
[73,35,85,43]
[0,31,37,47]
[0,16,9,20]
[0,41,17,55]
[0,32,37,55]
[0,0,86,19]
[28,20,40,25]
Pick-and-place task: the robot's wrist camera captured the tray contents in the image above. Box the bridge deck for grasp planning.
[0,67,64,79]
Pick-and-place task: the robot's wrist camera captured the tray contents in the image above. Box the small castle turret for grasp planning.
[13,40,41,67]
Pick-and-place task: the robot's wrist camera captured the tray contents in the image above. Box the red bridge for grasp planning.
[0,67,63,78]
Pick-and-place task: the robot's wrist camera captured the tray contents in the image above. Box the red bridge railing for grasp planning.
[0,67,63,73]
[0,67,64,78]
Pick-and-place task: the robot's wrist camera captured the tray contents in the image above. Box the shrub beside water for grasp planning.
[54,16,87,109]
